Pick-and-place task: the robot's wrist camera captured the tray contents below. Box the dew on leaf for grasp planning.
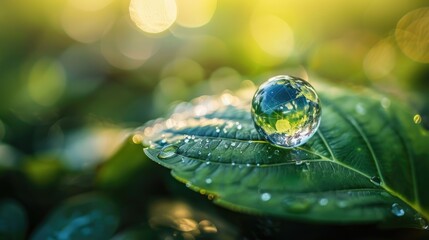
[283,196,315,213]
[391,203,405,217]
[370,176,382,186]
[318,198,329,206]
[355,103,366,115]
[251,75,322,148]
[260,193,271,201]
[336,200,349,208]
[380,97,391,109]
[157,145,179,159]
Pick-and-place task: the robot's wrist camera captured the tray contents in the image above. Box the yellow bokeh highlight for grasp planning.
[363,39,396,80]
[62,5,115,43]
[250,14,294,59]
[27,58,66,106]
[175,0,217,28]
[68,0,114,12]
[129,0,177,34]
[395,7,429,63]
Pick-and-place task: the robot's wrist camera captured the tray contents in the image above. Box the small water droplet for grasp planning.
[336,200,349,208]
[205,178,213,184]
[283,196,315,213]
[295,160,303,165]
[370,176,382,186]
[231,142,236,147]
[261,192,271,201]
[391,203,405,217]
[184,139,190,143]
[413,114,422,124]
[318,198,329,206]
[157,145,178,159]
[231,162,235,166]
[205,161,210,165]
[355,103,366,115]
[380,97,391,109]
[207,152,211,157]
[268,155,272,159]
[237,125,242,130]
[246,163,251,167]
[414,215,429,229]
[256,163,261,167]
[198,151,202,155]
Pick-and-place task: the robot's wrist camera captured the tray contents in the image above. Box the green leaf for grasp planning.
[139,82,429,229]
[0,199,27,240]
[31,194,120,240]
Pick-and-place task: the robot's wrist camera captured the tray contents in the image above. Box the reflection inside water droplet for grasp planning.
[251,75,322,148]
[158,145,179,159]
[391,203,405,217]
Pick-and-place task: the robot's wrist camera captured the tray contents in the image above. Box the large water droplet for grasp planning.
[251,75,321,148]
[391,203,405,217]
[157,145,179,159]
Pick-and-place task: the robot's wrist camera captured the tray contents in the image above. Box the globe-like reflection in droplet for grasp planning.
[251,75,322,148]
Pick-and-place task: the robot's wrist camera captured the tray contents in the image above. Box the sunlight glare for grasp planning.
[129,0,177,34]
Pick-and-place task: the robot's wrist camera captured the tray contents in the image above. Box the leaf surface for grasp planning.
[140,82,429,229]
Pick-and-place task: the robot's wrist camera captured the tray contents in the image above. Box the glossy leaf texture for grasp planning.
[138,82,429,229]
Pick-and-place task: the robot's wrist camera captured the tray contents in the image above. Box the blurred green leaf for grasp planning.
[141,81,429,229]
[0,199,27,240]
[96,136,148,190]
[31,194,120,240]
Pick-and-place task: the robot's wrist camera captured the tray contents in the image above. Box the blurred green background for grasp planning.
[0,0,429,239]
